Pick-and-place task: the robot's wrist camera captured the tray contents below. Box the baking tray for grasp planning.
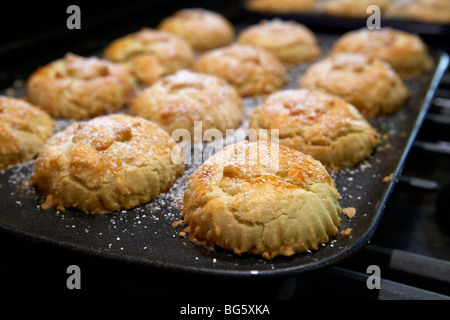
[240,4,450,36]
[0,32,448,278]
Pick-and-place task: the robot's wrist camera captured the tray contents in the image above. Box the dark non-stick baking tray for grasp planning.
[0,32,448,278]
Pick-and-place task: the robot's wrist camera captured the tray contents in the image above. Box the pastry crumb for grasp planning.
[342,207,356,219]
[172,220,183,228]
[178,231,187,238]
[382,173,394,183]
[175,201,183,210]
[340,228,353,237]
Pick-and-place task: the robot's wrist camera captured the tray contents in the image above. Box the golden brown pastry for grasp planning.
[193,44,287,97]
[26,53,136,119]
[130,70,243,143]
[103,28,195,85]
[387,0,450,24]
[158,8,235,52]
[299,53,409,118]
[246,0,317,13]
[321,0,391,17]
[237,19,320,64]
[32,114,184,213]
[248,89,380,171]
[331,27,433,78]
[182,140,342,259]
[0,96,54,170]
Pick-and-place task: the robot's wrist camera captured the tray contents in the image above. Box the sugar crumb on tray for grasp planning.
[340,228,353,237]
[382,173,394,183]
[342,207,356,219]
[178,231,187,238]
[178,226,191,238]
[172,220,183,228]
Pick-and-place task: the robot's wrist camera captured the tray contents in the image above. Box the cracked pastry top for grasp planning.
[299,53,410,118]
[182,140,342,260]
[130,70,243,143]
[158,8,235,52]
[331,27,433,79]
[237,18,320,64]
[248,89,380,171]
[26,53,136,119]
[0,96,54,170]
[193,44,287,97]
[31,114,184,213]
[103,28,195,85]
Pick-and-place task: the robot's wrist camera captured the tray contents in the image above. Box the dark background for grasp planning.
[0,1,243,87]
[1,0,448,87]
